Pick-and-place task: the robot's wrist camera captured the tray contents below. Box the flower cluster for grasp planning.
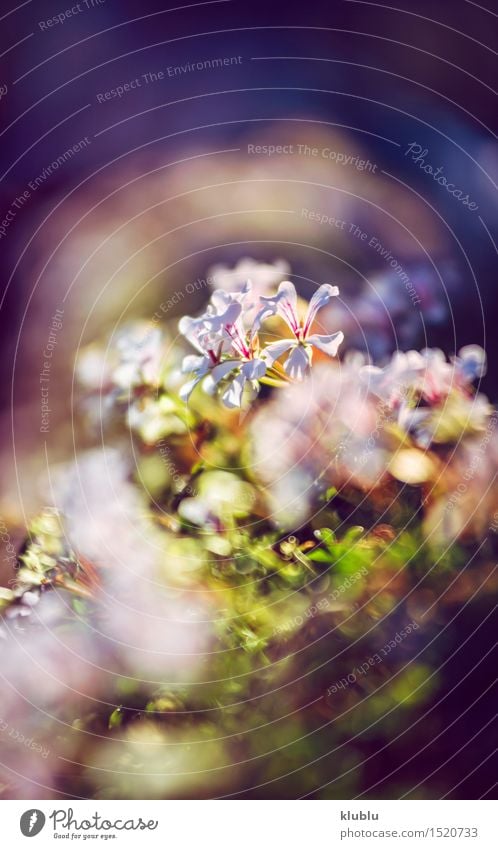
[250,343,492,532]
[77,321,166,393]
[77,322,191,443]
[178,280,344,407]
[360,345,489,447]
[2,255,497,801]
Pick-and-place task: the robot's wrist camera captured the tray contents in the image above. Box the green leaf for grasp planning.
[108,707,123,730]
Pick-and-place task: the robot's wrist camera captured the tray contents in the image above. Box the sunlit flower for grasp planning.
[258,281,344,379]
[178,286,268,405]
[178,351,220,403]
[177,307,231,402]
[362,345,486,408]
[250,362,386,526]
[204,357,267,408]
[360,345,489,446]
[179,280,344,405]
[113,323,164,389]
[77,322,166,393]
[360,350,423,408]
[402,391,493,448]
[415,346,485,403]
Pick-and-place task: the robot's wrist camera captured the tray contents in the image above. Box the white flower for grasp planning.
[113,323,164,389]
[258,281,344,379]
[204,357,267,408]
[77,322,166,393]
[453,345,486,384]
[361,346,487,410]
[361,345,489,447]
[360,350,424,407]
[178,286,267,404]
[177,297,240,402]
[179,299,241,357]
[178,352,219,403]
[178,278,344,405]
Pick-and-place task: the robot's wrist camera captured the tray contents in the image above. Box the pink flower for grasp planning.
[360,345,489,447]
[258,281,344,379]
[177,296,242,401]
[361,345,486,409]
[178,280,344,405]
[178,286,267,405]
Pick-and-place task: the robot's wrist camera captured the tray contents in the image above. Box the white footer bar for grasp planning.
[3,800,496,848]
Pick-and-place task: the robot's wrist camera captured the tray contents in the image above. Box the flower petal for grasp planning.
[258,280,299,334]
[241,358,267,380]
[276,280,298,309]
[275,281,299,333]
[181,354,209,375]
[179,375,201,402]
[221,374,245,408]
[303,284,339,334]
[261,338,295,366]
[457,345,487,381]
[283,344,312,380]
[210,289,234,312]
[178,315,205,353]
[202,360,239,395]
[211,282,252,308]
[202,301,242,334]
[307,331,344,357]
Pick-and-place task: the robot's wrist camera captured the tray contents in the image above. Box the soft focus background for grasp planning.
[0,0,496,799]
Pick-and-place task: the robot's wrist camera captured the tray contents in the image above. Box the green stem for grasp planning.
[260,376,288,388]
